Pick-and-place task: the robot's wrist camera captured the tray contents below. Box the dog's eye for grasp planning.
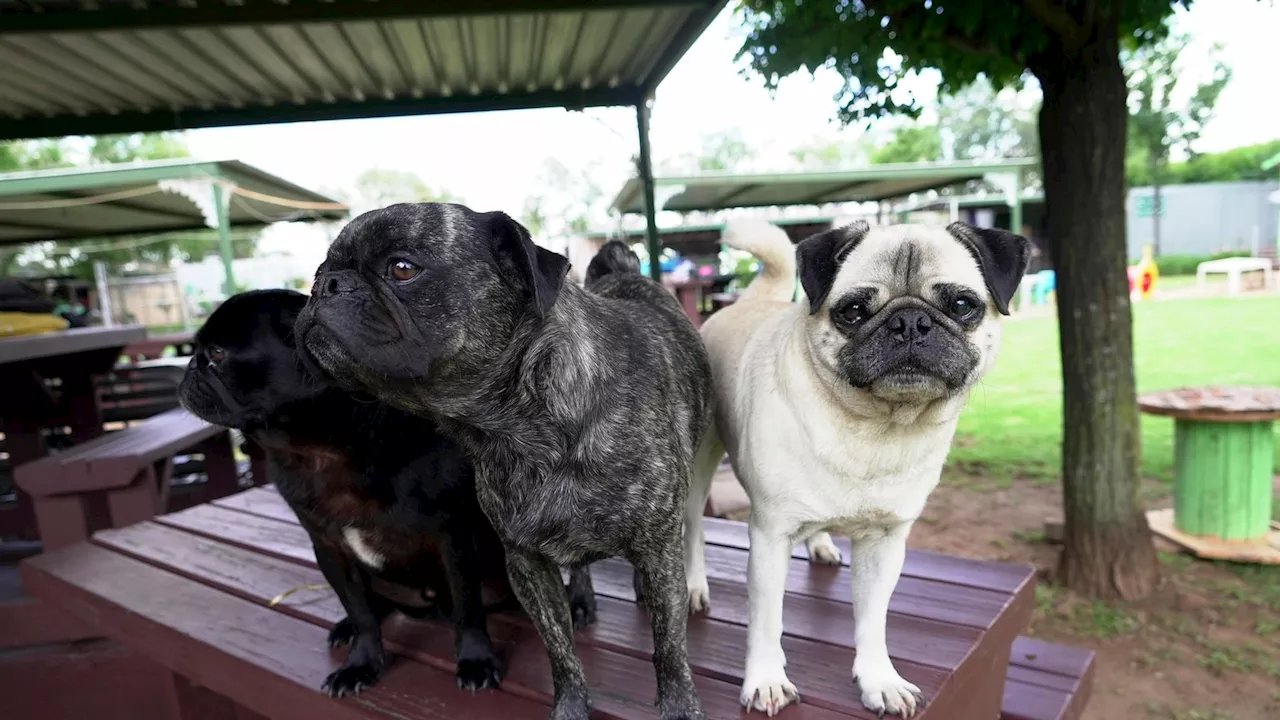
[389,260,421,282]
[206,346,227,366]
[834,302,867,325]
[951,298,978,320]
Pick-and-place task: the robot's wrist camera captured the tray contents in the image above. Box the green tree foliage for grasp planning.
[660,129,758,174]
[869,123,943,163]
[938,76,1040,160]
[1128,138,1280,186]
[739,0,1193,600]
[520,158,606,238]
[346,167,461,214]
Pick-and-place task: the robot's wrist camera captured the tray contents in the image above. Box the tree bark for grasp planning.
[1034,23,1162,600]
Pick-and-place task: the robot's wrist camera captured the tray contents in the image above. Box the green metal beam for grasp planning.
[0,86,649,142]
[41,191,203,223]
[0,160,223,196]
[649,159,1039,188]
[0,1,709,34]
[635,102,662,283]
[0,219,276,249]
[211,182,237,297]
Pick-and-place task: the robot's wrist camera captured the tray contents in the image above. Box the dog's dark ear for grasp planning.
[487,212,570,317]
[797,221,870,314]
[946,222,1031,316]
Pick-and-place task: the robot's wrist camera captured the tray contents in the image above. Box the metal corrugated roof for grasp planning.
[0,158,346,246]
[611,159,1040,214]
[0,0,725,140]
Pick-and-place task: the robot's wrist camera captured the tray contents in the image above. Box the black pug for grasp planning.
[179,289,597,698]
[295,204,715,720]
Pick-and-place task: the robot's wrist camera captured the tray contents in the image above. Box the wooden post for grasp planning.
[1173,419,1274,540]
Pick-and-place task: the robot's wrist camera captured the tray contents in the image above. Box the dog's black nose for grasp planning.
[887,308,933,343]
[315,270,359,298]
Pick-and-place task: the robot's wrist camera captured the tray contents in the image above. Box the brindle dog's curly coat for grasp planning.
[296,204,715,720]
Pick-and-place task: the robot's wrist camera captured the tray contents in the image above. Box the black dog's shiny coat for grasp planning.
[296,205,715,720]
[178,290,527,698]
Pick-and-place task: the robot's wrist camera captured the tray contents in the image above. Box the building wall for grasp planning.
[1126,181,1278,258]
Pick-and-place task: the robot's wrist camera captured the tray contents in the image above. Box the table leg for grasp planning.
[1173,419,1274,540]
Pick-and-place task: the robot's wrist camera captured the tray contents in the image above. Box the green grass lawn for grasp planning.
[952,294,1280,483]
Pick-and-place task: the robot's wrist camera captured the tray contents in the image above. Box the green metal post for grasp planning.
[1173,419,1275,540]
[1008,171,1023,235]
[212,182,236,296]
[636,101,662,283]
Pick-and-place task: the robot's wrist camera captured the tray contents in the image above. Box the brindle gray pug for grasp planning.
[295,203,714,720]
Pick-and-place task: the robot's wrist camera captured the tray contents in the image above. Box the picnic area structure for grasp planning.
[22,485,1094,720]
[0,158,348,295]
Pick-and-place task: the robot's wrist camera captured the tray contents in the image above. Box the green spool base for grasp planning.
[1172,419,1274,541]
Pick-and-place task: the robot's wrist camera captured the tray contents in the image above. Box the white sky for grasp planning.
[184,0,1280,263]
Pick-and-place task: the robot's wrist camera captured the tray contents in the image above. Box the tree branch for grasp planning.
[1022,0,1085,49]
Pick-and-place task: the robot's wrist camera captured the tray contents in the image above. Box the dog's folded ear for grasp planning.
[485,211,570,317]
[797,221,871,314]
[945,223,1032,316]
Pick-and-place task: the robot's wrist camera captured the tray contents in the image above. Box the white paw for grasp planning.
[806,535,843,565]
[853,665,924,717]
[687,576,711,614]
[739,666,800,717]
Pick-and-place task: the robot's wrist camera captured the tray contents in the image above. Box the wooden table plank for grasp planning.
[21,544,550,720]
[137,511,956,718]
[90,521,861,720]
[0,326,146,364]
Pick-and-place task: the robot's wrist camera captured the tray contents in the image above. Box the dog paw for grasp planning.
[549,695,591,720]
[806,534,843,565]
[456,655,504,692]
[569,590,598,629]
[740,668,800,716]
[322,660,383,698]
[687,578,711,614]
[853,667,925,717]
[327,616,359,648]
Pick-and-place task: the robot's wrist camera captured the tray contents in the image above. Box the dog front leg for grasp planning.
[849,522,924,717]
[741,522,799,716]
[439,531,505,692]
[506,548,590,720]
[632,535,705,720]
[312,538,392,697]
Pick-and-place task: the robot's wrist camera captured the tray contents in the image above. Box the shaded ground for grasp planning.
[913,470,1280,720]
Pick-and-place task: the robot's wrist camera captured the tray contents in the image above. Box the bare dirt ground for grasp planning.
[912,470,1280,720]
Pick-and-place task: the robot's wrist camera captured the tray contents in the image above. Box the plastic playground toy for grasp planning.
[1128,244,1159,300]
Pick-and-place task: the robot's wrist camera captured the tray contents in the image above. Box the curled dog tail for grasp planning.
[722,219,796,302]
[584,239,641,287]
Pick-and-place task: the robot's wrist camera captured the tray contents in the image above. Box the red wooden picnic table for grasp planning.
[20,485,1060,720]
[0,325,147,539]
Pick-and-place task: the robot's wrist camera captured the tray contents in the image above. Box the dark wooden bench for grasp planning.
[13,407,241,551]
[1000,637,1095,720]
[97,357,190,425]
[19,488,1072,720]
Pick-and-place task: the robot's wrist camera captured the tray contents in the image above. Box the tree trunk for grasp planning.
[1035,24,1161,600]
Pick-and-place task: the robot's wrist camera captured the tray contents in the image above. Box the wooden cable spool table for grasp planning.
[1138,386,1280,563]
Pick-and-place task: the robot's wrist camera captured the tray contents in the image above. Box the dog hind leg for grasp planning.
[684,424,723,613]
[804,531,844,565]
[633,533,706,720]
[566,565,598,629]
[506,548,591,720]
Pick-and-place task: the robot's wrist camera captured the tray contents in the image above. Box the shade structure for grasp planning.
[0,158,346,247]
[0,0,725,140]
[611,159,1039,214]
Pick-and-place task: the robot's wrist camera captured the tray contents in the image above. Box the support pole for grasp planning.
[211,183,236,297]
[635,101,662,283]
[1009,171,1023,235]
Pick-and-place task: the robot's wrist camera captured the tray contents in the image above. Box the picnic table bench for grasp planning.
[20,485,1094,720]
[14,407,241,551]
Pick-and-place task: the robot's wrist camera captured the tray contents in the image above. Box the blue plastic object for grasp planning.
[1031,269,1056,305]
